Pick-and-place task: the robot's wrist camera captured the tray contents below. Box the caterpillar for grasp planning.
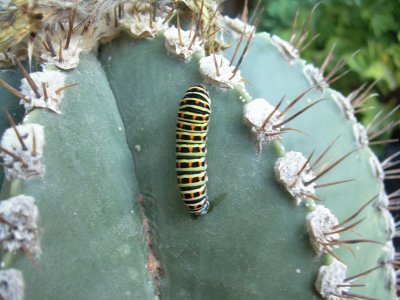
[176,84,211,215]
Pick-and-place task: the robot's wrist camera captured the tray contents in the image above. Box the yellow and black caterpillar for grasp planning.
[176,84,211,215]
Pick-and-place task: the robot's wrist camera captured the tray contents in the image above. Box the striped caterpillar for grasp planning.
[175,84,211,215]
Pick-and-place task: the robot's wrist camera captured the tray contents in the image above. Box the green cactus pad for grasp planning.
[98,33,321,299]
[2,53,154,300]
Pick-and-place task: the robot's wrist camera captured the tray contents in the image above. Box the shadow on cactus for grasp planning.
[0,1,397,299]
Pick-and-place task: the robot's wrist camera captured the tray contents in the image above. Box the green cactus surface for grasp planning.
[2,54,154,299]
[233,32,392,299]
[0,1,396,300]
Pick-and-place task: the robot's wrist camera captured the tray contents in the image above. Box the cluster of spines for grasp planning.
[223,9,400,300]
[176,84,211,215]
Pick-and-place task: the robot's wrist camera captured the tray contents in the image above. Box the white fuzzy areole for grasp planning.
[377,188,389,208]
[0,195,40,258]
[369,152,384,181]
[19,70,67,114]
[274,151,316,205]
[1,124,45,180]
[164,26,204,60]
[0,269,24,300]
[270,35,299,61]
[382,241,395,264]
[383,207,395,240]
[121,8,167,39]
[353,123,369,148]
[243,98,283,144]
[315,259,348,300]
[223,16,254,38]
[304,64,328,90]
[330,89,356,122]
[386,263,397,292]
[40,37,81,70]
[199,55,244,89]
[306,205,339,254]
[382,242,396,289]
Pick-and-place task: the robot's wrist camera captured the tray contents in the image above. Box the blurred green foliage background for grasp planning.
[253,0,400,145]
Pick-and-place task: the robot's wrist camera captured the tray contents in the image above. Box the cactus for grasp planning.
[0,1,397,299]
